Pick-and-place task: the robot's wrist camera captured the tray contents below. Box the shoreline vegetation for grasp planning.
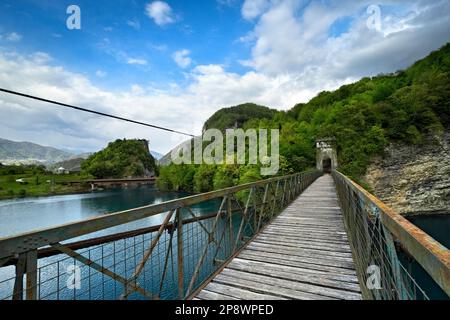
[0,166,93,200]
[0,139,158,200]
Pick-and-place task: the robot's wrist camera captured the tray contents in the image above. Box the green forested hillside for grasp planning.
[203,103,277,131]
[82,139,156,178]
[158,43,450,192]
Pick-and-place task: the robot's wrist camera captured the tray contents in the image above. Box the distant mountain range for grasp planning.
[0,138,75,165]
[150,150,163,160]
[0,138,163,166]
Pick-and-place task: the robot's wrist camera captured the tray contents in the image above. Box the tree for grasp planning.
[82,139,156,179]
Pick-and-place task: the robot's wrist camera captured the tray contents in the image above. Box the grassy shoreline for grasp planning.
[0,173,93,200]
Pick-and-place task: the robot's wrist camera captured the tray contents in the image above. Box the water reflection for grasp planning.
[0,185,187,238]
[0,185,232,300]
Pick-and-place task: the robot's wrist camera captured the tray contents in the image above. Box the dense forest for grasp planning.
[82,139,157,178]
[157,43,450,193]
[203,103,278,131]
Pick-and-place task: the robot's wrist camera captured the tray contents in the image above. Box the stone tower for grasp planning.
[316,137,338,173]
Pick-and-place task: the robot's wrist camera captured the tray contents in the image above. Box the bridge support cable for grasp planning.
[0,88,195,137]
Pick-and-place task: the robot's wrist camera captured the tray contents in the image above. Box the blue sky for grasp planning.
[0,1,252,90]
[0,0,449,154]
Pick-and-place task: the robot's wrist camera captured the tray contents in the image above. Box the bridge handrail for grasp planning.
[0,170,321,300]
[0,172,308,260]
[333,170,450,298]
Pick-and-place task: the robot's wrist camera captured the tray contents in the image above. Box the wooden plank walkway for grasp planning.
[194,174,362,300]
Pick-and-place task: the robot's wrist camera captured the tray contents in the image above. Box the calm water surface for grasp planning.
[0,185,233,300]
[0,185,188,238]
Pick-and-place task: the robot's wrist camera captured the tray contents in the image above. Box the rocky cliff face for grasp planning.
[363,131,450,216]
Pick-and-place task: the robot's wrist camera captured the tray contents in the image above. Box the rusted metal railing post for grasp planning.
[26,250,38,300]
[176,208,183,299]
[12,254,26,300]
[257,183,270,231]
[227,197,233,254]
[12,250,38,300]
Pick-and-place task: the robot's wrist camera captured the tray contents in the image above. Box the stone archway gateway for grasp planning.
[316,137,338,172]
[322,157,332,173]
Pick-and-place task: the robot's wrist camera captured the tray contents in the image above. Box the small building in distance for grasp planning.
[55,167,69,175]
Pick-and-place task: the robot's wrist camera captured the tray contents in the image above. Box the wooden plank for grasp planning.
[239,249,356,270]
[246,242,354,261]
[254,238,352,250]
[214,273,334,300]
[196,290,239,300]
[255,234,351,247]
[252,238,352,254]
[221,267,361,299]
[263,228,349,239]
[229,258,360,283]
[270,224,346,232]
[259,233,349,244]
[218,269,361,300]
[266,225,348,233]
[258,229,349,241]
[203,282,286,300]
[238,252,357,276]
[270,222,345,229]
[244,245,354,265]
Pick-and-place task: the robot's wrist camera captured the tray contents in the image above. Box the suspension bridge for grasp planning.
[0,165,448,300]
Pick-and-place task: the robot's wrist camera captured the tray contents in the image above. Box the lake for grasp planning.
[0,185,240,300]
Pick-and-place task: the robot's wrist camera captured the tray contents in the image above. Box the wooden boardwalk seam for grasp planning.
[194,174,362,300]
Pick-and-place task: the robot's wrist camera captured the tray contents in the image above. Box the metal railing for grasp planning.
[333,170,450,300]
[0,171,321,300]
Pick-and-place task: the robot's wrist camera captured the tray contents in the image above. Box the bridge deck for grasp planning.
[194,174,362,300]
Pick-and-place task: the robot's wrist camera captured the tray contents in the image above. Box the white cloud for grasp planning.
[172,49,192,68]
[5,32,22,42]
[127,19,141,30]
[241,0,271,20]
[131,84,144,95]
[240,0,450,95]
[126,58,148,65]
[145,1,176,26]
[217,0,238,7]
[95,70,107,78]
[97,38,150,67]
[30,52,52,64]
[150,43,167,51]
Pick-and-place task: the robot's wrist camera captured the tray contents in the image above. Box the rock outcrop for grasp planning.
[363,131,450,216]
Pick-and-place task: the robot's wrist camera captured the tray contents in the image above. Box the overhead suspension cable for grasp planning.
[0,88,195,137]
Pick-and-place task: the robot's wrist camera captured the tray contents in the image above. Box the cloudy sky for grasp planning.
[0,0,449,155]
